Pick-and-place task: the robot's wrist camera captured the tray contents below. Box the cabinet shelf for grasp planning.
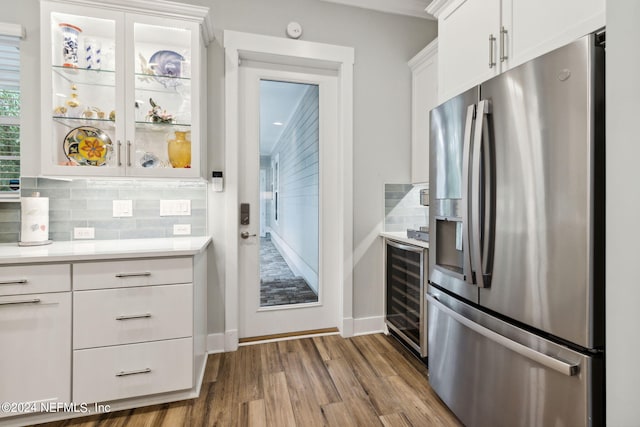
[135,120,191,130]
[53,66,116,87]
[52,116,191,130]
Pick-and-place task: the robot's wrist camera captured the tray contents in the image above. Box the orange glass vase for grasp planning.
[167,131,191,168]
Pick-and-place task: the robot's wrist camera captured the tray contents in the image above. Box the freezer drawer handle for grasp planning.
[115,368,152,377]
[427,294,579,377]
[115,313,152,321]
[115,272,151,278]
[0,279,28,285]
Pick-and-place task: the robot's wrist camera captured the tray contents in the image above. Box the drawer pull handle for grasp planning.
[115,272,151,278]
[115,368,152,377]
[0,279,28,285]
[0,298,41,307]
[115,313,152,321]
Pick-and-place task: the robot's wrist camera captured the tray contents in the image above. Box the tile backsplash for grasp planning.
[0,177,207,243]
[384,183,429,232]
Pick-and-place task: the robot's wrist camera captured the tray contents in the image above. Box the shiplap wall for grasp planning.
[267,85,319,280]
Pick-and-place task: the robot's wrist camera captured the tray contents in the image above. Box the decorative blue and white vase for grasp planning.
[59,23,82,68]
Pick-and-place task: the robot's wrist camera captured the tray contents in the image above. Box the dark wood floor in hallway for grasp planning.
[37,334,461,427]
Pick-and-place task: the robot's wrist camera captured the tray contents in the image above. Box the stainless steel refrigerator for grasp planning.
[427,32,605,426]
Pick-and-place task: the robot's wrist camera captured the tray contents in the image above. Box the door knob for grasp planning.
[240,231,257,239]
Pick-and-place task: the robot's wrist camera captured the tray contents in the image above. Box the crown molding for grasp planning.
[408,38,437,69]
[42,0,214,45]
[319,0,435,20]
[425,0,455,18]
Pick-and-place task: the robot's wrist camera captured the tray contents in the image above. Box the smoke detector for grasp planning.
[286,22,302,39]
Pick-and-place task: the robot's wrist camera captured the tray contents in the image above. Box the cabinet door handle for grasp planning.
[115,368,152,377]
[0,298,41,307]
[488,34,496,68]
[126,140,132,167]
[0,279,28,285]
[500,26,508,62]
[115,272,151,278]
[115,313,152,320]
[117,140,122,166]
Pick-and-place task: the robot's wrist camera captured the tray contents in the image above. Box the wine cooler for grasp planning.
[385,239,428,357]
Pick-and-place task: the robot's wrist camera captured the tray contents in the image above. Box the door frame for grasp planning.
[223,30,354,351]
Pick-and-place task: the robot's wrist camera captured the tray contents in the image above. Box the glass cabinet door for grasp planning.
[48,10,121,173]
[128,18,194,175]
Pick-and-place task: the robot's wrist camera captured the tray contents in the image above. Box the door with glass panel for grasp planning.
[238,63,340,339]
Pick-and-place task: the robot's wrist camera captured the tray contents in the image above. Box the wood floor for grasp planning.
[37,334,461,427]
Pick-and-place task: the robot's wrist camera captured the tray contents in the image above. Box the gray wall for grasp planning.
[3,0,436,337]
[268,85,319,277]
[204,0,437,331]
[606,0,640,423]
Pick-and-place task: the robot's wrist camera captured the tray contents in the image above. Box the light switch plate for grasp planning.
[74,227,95,239]
[113,200,133,217]
[160,200,191,216]
[173,224,191,235]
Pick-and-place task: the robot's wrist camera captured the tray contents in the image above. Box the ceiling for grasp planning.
[259,80,312,155]
[318,0,435,19]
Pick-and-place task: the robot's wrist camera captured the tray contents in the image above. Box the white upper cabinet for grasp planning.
[429,0,605,102]
[505,0,605,68]
[435,0,500,103]
[409,39,438,184]
[40,0,212,178]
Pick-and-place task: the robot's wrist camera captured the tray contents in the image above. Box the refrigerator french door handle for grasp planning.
[426,294,580,377]
[471,100,486,288]
[481,101,495,284]
[461,104,475,285]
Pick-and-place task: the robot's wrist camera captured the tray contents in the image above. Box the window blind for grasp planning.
[0,33,20,197]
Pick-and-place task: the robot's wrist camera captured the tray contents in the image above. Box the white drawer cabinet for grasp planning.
[72,256,201,407]
[0,263,70,296]
[73,257,192,290]
[0,292,71,417]
[73,283,193,349]
[0,238,209,426]
[73,337,193,404]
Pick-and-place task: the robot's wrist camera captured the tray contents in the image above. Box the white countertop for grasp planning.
[0,236,212,265]
[379,231,429,249]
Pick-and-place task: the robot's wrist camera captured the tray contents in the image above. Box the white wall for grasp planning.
[606,0,640,424]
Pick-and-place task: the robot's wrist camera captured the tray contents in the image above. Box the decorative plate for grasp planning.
[63,126,112,166]
[149,50,184,77]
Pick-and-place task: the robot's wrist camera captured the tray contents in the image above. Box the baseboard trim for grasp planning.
[211,317,383,352]
[353,316,386,336]
[269,229,319,293]
[207,333,225,354]
[224,329,239,352]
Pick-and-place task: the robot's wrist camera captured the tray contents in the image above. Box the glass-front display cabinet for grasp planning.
[40,0,211,177]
